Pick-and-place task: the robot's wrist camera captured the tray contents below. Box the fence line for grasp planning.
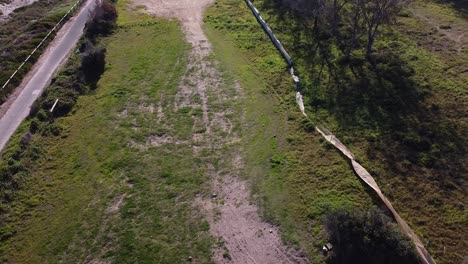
[1,0,85,90]
[244,1,436,263]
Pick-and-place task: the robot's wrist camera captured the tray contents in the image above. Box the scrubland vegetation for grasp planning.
[0,0,79,104]
[0,0,465,263]
[1,0,216,261]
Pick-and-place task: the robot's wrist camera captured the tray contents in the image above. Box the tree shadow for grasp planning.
[261,5,465,183]
[437,0,468,18]
[322,44,465,182]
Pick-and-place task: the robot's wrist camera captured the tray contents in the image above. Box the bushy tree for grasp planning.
[325,209,420,264]
[80,0,116,88]
[85,0,118,39]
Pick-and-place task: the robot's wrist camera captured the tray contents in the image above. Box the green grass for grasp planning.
[205,2,376,263]
[205,0,466,263]
[0,4,213,263]
[0,0,464,263]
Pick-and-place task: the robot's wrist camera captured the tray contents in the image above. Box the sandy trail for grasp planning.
[131,0,309,263]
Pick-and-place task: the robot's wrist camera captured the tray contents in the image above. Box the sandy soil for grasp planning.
[130,0,309,263]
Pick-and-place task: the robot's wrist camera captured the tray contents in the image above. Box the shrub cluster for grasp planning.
[80,0,118,87]
[29,0,117,118]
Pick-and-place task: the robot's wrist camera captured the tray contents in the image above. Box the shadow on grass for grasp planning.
[323,208,420,264]
[261,7,465,185]
[324,47,464,184]
[438,0,468,18]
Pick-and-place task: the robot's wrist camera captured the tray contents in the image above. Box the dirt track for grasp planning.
[130,0,309,263]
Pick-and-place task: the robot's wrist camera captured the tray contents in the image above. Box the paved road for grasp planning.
[0,0,95,152]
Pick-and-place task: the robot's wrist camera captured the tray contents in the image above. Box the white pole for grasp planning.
[50,99,59,112]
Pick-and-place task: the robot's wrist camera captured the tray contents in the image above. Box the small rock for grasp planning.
[188,256,193,261]
[20,132,32,146]
[269,229,273,233]
[212,193,217,198]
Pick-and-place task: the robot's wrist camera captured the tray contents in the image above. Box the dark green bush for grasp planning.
[29,119,40,134]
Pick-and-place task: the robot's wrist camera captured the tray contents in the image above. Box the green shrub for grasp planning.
[29,119,40,134]
[0,225,14,242]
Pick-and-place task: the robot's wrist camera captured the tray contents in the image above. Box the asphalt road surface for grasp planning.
[0,0,95,152]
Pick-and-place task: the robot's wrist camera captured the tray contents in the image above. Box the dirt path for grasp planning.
[130,0,309,263]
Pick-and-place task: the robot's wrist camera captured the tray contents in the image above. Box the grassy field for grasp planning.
[0,0,465,263]
[205,1,377,263]
[0,3,215,263]
[204,0,466,263]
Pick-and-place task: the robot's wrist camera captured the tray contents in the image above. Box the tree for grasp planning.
[357,0,403,66]
[269,0,407,64]
[85,0,118,39]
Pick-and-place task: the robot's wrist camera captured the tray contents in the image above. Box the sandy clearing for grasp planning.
[130,0,310,263]
[131,0,214,50]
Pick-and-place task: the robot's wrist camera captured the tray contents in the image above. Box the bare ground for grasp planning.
[129,0,309,263]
